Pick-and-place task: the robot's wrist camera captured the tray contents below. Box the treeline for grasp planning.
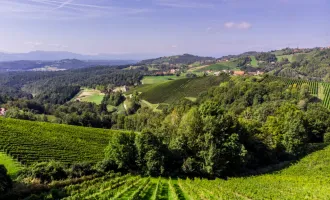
[0,65,144,105]
[102,76,330,177]
[138,54,214,65]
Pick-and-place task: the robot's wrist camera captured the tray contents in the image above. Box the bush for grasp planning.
[324,133,330,143]
[17,161,67,184]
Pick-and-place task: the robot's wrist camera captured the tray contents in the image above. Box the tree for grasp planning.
[135,130,165,176]
[0,165,12,195]
[261,103,308,157]
[104,132,137,171]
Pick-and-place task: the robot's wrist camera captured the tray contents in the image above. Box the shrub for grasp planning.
[324,133,330,143]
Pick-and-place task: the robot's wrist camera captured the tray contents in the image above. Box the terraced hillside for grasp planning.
[25,144,330,199]
[0,118,126,165]
[139,75,230,104]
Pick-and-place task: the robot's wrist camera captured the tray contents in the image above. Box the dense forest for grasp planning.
[0,65,144,105]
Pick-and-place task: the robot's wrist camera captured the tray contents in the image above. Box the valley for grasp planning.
[1,47,330,199]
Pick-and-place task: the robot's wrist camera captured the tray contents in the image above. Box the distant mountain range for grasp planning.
[0,50,163,61]
[0,59,137,72]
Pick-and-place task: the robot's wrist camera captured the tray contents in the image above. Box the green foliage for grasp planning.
[324,133,330,143]
[103,92,125,107]
[135,131,165,176]
[255,52,277,63]
[104,132,137,170]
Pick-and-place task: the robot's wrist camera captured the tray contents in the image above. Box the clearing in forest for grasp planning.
[74,88,105,105]
[141,75,184,85]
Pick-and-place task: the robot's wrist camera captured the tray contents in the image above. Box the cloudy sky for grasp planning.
[0,0,329,58]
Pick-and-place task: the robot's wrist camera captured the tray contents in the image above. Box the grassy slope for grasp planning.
[141,76,184,85]
[250,56,258,67]
[0,118,126,165]
[74,88,105,105]
[0,151,22,176]
[277,54,294,62]
[140,76,229,104]
[195,62,238,72]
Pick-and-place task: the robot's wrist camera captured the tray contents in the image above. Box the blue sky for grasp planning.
[0,0,329,58]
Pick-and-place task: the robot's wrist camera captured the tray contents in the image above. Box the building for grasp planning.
[233,71,245,76]
[256,71,264,75]
[0,108,7,116]
[214,71,221,76]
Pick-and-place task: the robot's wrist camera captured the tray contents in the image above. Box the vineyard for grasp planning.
[0,118,126,165]
[264,76,330,109]
[25,144,330,199]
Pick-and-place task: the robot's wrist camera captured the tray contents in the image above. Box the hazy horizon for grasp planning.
[1,0,329,58]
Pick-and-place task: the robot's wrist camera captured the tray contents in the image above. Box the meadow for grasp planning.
[250,56,258,67]
[141,75,184,85]
[195,62,239,72]
[74,88,105,105]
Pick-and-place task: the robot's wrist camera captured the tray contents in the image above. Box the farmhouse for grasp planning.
[233,71,245,76]
[0,108,7,116]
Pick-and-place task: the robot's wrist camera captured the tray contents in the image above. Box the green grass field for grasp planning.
[277,54,294,62]
[139,75,230,104]
[250,56,258,67]
[74,88,105,105]
[141,75,184,85]
[0,151,22,176]
[196,62,239,72]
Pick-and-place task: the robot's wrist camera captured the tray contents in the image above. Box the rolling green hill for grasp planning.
[138,75,230,104]
[138,54,214,65]
[195,62,239,72]
[0,118,126,165]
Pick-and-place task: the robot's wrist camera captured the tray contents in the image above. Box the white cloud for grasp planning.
[237,22,252,29]
[224,22,252,30]
[224,22,235,28]
[24,41,43,47]
[0,0,149,20]
[171,45,178,48]
[48,43,68,49]
[156,0,213,8]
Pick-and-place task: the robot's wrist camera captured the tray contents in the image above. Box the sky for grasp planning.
[0,0,329,58]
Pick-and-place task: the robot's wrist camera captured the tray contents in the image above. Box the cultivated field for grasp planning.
[23,144,330,199]
[140,75,230,104]
[264,76,330,109]
[141,75,183,85]
[74,88,105,105]
[0,118,126,165]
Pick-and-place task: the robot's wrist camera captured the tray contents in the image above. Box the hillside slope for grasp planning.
[139,75,229,104]
[25,144,330,199]
[0,118,126,165]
